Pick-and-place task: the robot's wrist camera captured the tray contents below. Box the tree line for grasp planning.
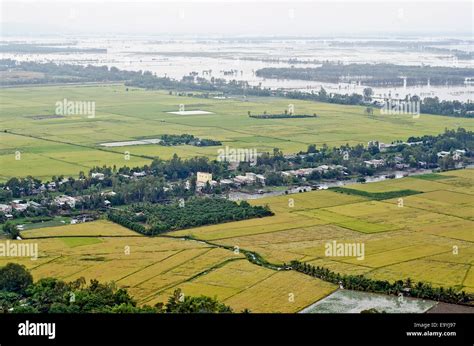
[256,63,474,87]
[108,198,274,236]
[159,134,221,147]
[290,260,473,306]
[0,263,233,313]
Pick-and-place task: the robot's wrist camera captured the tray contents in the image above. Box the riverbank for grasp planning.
[228,168,436,201]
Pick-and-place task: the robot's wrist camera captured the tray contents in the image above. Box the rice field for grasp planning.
[173,169,474,293]
[2,170,472,312]
[2,220,336,312]
[1,84,474,180]
[1,82,473,309]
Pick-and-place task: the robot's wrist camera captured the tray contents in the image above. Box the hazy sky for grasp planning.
[1,0,472,37]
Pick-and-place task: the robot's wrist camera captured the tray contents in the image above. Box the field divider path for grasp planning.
[23,235,144,239]
[2,130,155,160]
[36,153,91,169]
[361,248,459,274]
[115,249,186,284]
[160,234,289,270]
[138,257,243,305]
[460,264,472,288]
[378,195,474,222]
[157,231,473,306]
[221,271,281,303]
[132,248,214,289]
[105,108,313,146]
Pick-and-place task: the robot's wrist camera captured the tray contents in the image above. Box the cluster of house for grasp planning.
[231,173,266,186]
[13,178,73,195]
[54,195,78,208]
[70,214,95,224]
[14,171,151,195]
[93,171,146,180]
[195,164,351,191]
[0,200,42,219]
[436,149,466,161]
[367,140,468,167]
[0,190,119,220]
[368,140,424,152]
[91,171,147,181]
[364,157,428,169]
[195,171,266,191]
[56,191,116,208]
[363,159,386,168]
[280,164,346,178]
[0,195,81,218]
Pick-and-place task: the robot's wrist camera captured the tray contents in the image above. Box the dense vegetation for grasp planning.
[2,222,20,239]
[243,128,473,186]
[108,198,274,235]
[290,260,473,306]
[417,96,474,118]
[159,134,221,147]
[0,153,227,201]
[285,89,474,118]
[0,263,233,313]
[256,63,474,86]
[249,113,317,119]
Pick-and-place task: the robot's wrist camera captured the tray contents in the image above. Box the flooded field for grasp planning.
[1,36,472,101]
[167,110,214,115]
[300,290,437,313]
[99,139,162,147]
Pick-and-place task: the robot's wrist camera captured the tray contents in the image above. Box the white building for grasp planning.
[47,182,57,191]
[437,151,450,158]
[219,179,234,186]
[364,159,385,168]
[91,172,105,180]
[27,201,42,209]
[255,174,266,185]
[233,175,248,185]
[0,204,12,213]
[54,195,77,208]
[11,202,28,212]
[378,142,397,152]
[245,172,257,183]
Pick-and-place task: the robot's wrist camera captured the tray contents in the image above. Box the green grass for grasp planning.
[411,173,454,181]
[2,216,71,231]
[20,218,70,231]
[1,84,473,180]
[329,187,422,200]
[336,218,397,233]
[60,237,102,248]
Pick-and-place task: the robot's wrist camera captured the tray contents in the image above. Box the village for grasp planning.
[0,128,471,236]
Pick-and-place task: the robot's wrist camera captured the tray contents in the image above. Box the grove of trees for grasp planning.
[0,263,233,313]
